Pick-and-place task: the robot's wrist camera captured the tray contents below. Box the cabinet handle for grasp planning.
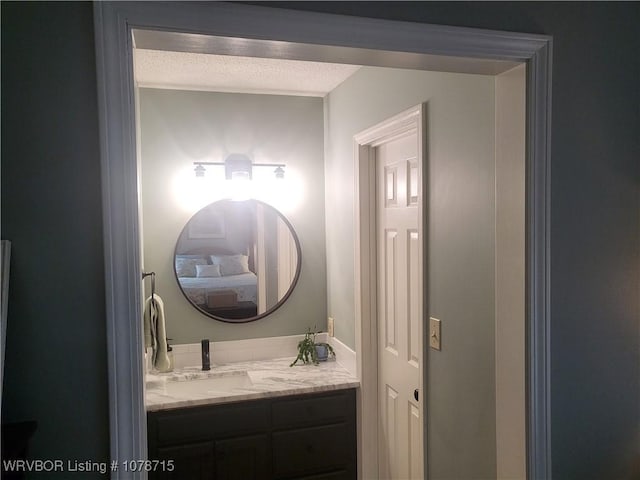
[414,389,419,401]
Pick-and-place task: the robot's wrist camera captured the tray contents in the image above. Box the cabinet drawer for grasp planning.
[154,441,214,480]
[272,424,350,477]
[151,402,269,446]
[272,391,350,429]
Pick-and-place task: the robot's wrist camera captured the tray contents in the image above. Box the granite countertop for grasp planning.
[145,357,359,411]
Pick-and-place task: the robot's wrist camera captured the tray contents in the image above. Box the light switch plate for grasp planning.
[328,317,334,337]
[429,317,441,350]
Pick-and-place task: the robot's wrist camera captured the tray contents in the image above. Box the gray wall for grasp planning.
[140,89,326,343]
[2,3,638,479]
[1,1,110,469]
[325,66,496,478]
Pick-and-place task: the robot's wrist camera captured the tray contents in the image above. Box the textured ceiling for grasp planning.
[133,49,361,97]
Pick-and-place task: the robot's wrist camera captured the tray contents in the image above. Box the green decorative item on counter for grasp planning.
[290,328,335,366]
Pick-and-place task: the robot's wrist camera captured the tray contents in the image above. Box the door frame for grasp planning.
[94,3,552,479]
[354,105,426,479]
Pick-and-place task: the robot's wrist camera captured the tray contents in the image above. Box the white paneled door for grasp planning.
[376,131,423,480]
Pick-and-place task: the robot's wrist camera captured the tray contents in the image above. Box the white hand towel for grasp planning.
[143,296,154,351]
[144,295,171,372]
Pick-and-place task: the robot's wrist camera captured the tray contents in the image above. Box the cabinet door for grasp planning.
[155,441,214,480]
[215,434,270,480]
[273,424,351,478]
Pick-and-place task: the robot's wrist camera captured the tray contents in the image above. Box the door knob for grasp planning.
[414,389,419,401]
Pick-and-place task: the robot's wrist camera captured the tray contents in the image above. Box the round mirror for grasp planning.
[174,199,301,323]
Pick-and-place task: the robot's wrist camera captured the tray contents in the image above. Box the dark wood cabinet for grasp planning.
[215,435,270,480]
[156,441,214,480]
[147,389,356,480]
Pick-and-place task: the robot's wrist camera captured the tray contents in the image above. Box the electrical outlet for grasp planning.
[327,317,334,337]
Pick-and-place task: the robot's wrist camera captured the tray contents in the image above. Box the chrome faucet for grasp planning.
[201,339,211,371]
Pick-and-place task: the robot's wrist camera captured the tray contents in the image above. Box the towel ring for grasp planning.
[142,271,156,300]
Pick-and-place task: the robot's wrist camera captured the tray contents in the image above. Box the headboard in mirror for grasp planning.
[174,199,302,323]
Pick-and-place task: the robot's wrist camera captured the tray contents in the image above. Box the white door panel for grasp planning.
[377,132,423,480]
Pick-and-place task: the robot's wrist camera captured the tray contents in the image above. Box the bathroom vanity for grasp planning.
[146,359,359,479]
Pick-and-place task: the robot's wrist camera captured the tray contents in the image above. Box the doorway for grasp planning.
[94,3,552,478]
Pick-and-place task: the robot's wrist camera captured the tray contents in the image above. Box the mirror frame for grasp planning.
[173,199,302,323]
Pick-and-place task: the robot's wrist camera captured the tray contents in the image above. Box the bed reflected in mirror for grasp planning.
[174,199,301,323]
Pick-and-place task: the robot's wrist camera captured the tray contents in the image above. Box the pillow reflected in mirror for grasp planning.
[175,256,208,277]
[211,254,250,276]
[196,264,221,278]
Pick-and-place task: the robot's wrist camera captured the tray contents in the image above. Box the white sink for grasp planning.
[151,371,253,396]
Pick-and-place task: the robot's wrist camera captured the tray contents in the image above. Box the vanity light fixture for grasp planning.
[193,154,286,180]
